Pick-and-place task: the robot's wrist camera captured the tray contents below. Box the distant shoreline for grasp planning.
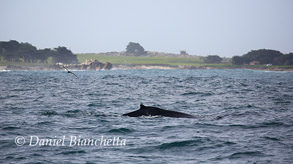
[1,64,293,72]
[113,64,293,72]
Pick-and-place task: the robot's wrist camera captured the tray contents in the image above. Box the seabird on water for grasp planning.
[63,65,78,78]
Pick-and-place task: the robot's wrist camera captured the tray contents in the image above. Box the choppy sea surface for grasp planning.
[0,69,293,164]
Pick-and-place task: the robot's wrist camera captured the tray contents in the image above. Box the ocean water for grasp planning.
[0,69,293,164]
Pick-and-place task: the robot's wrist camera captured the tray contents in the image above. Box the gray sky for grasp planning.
[0,0,292,57]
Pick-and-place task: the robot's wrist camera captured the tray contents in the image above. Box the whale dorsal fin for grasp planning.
[140,103,145,109]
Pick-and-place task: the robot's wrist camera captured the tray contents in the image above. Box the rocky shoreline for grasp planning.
[2,60,113,71]
[1,63,293,72]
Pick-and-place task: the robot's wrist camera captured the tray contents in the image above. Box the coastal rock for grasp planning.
[77,59,112,70]
[103,62,113,70]
[80,59,111,70]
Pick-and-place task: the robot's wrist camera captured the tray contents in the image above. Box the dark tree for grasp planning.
[126,42,145,56]
[0,40,79,64]
[18,43,37,62]
[204,55,222,64]
[232,56,243,65]
[37,48,54,63]
[276,53,293,65]
[0,40,21,62]
[180,50,188,55]
[0,40,20,52]
[243,49,283,64]
[231,49,293,65]
[52,47,78,64]
[285,53,293,65]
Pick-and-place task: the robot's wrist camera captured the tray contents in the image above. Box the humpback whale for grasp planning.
[123,104,195,118]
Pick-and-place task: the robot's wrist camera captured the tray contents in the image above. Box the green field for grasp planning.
[1,53,293,70]
[76,54,237,68]
[77,54,203,66]
[0,54,223,67]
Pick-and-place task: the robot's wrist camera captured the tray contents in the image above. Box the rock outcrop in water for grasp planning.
[63,59,112,70]
[80,59,112,70]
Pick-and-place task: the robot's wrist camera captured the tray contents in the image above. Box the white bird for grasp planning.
[63,65,78,78]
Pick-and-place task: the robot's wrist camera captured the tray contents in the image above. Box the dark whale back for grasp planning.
[123,104,195,118]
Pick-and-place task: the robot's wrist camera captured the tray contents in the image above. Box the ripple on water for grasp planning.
[228,151,266,159]
[157,138,211,150]
[181,91,213,96]
[108,128,134,134]
[2,126,21,130]
[41,110,59,117]
[1,69,293,164]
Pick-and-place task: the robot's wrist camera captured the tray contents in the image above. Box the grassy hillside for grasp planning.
[0,53,228,67]
[75,53,236,68]
[1,53,293,70]
[76,53,204,66]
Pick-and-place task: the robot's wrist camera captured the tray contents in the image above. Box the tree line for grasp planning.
[126,42,293,65]
[232,49,293,65]
[2,40,292,65]
[0,40,78,64]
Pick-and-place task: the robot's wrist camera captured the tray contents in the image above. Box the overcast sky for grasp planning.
[0,0,292,57]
